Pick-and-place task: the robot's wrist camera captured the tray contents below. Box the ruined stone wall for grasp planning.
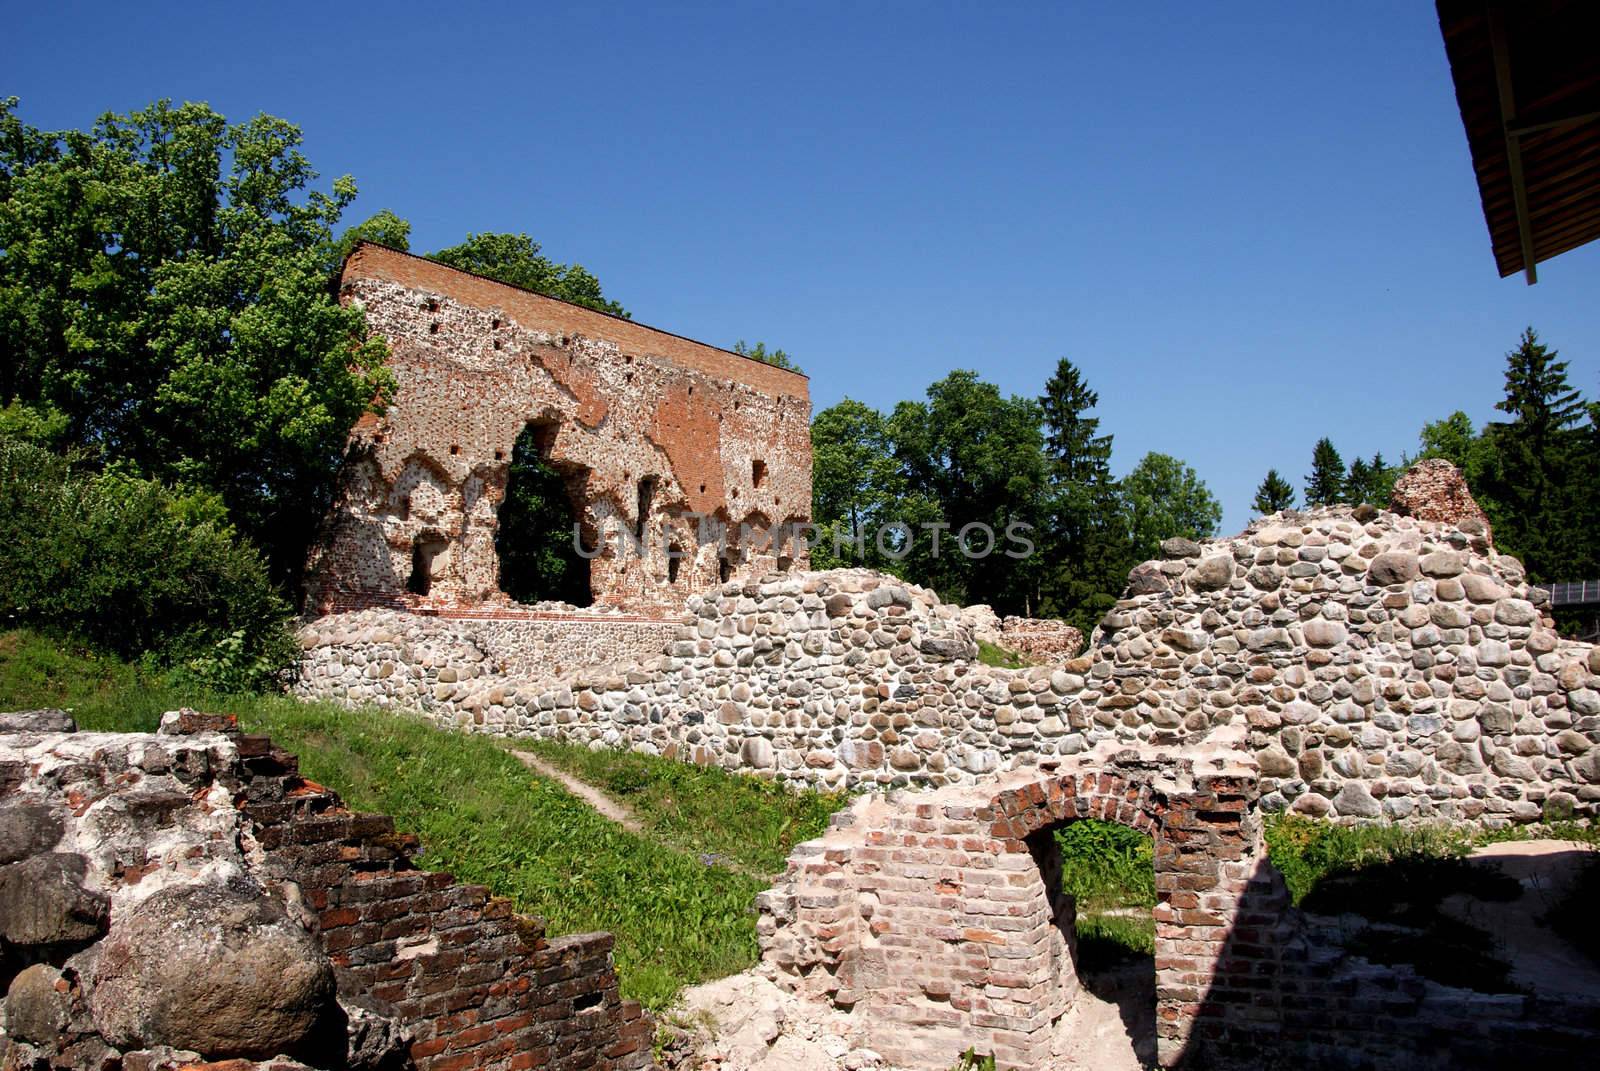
[306,242,813,617]
[0,709,651,1071]
[296,501,1600,820]
[757,747,1600,1070]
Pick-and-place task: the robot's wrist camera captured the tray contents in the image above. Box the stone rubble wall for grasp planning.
[958,605,1085,664]
[0,709,651,1071]
[296,505,1600,822]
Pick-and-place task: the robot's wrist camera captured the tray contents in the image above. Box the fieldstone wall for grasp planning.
[306,242,813,617]
[296,501,1600,819]
[0,709,651,1071]
[758,742,1600,1070]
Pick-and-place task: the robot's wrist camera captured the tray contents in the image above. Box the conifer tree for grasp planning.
[1252,469,1296,515]
[1304,438,1346,506]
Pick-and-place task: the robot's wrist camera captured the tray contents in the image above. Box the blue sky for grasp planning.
[7,1,1597,534]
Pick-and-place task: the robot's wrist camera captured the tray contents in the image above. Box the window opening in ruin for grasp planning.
[776,555,792,572]
[668,545,685,585]
[407,537,447,597]
[636,477,657,541]
[429,322,440,335]
[495,421,593,607]
[1029,819,1157,1063]
[719,555,733,584]
[752,459,767,488]
[449,444,460,455]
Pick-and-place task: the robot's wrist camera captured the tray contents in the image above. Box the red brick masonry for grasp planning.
[174,712,653,1071]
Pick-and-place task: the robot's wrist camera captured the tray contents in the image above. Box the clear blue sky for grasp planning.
[7,1,1597,534]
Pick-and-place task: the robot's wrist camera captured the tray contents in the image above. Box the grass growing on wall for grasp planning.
[0,628,846,1009]
[976,639,1029,668]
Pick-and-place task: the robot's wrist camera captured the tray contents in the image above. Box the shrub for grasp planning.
[0,437,293,687]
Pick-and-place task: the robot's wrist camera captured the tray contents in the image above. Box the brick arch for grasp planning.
[986,766,1169,845]
[758,749,1261,1070]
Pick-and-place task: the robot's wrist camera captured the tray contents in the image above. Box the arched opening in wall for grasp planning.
[408,535,449,597]
[636,476,657,542]
[667,542,685,585]
[496,420,593,607]
[1027,818,1157,1065]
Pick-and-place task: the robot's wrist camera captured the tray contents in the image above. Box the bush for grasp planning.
[0,437,293,687]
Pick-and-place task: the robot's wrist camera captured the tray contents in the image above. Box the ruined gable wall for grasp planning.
[306,243,813,617]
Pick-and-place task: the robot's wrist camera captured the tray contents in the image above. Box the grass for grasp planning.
[0,627,848,1010]
[513,739,848,877]
[1264,814,1555,993]
[977,639,1029,668]
[1054,819,1156,966]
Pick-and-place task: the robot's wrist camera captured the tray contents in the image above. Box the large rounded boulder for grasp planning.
[90,880,337,1060]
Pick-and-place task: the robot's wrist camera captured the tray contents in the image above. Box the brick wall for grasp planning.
[207,716,655,1071]
[306,242,813,616]
[757,739,1600,1069]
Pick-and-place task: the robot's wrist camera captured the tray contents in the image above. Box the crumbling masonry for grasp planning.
[306,242,814,618]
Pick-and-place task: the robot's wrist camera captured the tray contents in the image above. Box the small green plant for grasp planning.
[977,639,1028,668]
[951,1046,996,1071]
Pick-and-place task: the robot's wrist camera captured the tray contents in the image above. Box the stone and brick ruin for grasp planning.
[306,242,814,622]
[287,460,1600,1068]
[0,709,651,1071]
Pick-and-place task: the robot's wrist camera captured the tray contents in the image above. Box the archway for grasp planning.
[495,420,593,607]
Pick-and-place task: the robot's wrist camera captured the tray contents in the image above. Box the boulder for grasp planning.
[91,881,337,1061]
[0,709,76,734]
[1191,555,1234,591]
[1332,781,1381,818]
[0,803,64,864]
[1367,551,1419,586]
[5,964,69,1045]
[0,853,108,947]
[1160,537,1201,559]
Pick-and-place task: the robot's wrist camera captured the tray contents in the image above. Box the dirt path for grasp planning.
[507,748,645,833]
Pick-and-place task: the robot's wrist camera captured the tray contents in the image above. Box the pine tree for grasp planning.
[1036,358,1123,632]
[1252,469,1296,515]
[1481,328,1590,580]
[1304,438,1346,506]
[1346,457,1373,504]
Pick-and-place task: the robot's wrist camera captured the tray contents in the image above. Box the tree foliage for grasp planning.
[0,437,292,686]
[1253,469,1296,515]
[0,97,393,585]
[809,363,1222,627]
[495,427,591,607]
[1304,438,1347,506]
[428,231,628,317]
[733,340,801,372]
[1409,329,1598,585]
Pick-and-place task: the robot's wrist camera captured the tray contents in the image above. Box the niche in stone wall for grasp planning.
[408,535,450,596]
[495,419,593,607]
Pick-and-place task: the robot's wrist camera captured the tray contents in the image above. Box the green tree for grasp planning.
[887,371,1047,611]
[1036,358,1125,631]
[1346,456,1373,504]
[1478,328,1591,579]
[495,427,591,607]
[335,207,412,262]
[429,232,628,317]
[733,340,801,372]
[0,97,393,585]
[1121,452,1222,561]
[1304,438,1346,506]
[809,399,902,571]
[1252,469,1296,515]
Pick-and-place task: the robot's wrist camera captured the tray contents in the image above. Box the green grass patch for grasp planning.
[513,739,849,877]
[1054,819,1156,965]
[976,639,1028,668]
[1264,813,1537,993]
[0,629,772,1010]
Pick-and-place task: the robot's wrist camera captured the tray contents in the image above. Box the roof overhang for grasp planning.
[1437,0,1600,283]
